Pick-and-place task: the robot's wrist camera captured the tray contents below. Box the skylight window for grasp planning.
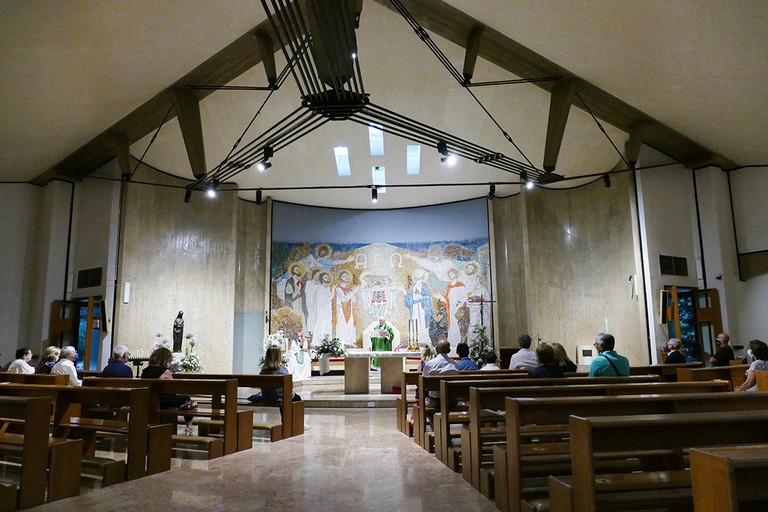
[406,145,421,174]
[334,146,351,176]
[368,125,384,156]
[372,166,386,193]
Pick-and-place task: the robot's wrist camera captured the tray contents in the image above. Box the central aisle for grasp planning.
[31,407,498,512]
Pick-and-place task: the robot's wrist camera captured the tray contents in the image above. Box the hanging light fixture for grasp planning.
[371,186,378,203]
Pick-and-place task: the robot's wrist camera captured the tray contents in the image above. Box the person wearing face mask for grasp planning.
[736,339,768,391]
[709,333,735,366]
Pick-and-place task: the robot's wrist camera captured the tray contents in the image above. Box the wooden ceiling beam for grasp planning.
[375,0,737,170]
[543,78,577,173]
[462,26,484,83]
[172,87,207,180]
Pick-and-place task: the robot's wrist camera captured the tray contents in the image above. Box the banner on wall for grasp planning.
[270,199,492,351]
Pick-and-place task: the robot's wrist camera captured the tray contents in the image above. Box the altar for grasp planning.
[344,350,420,394]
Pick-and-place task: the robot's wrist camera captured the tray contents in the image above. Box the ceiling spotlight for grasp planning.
[371,187,378,203]
[603,174,611,188]
[256,189,263,205]
[184,188,192,204]
[256,161,272,172]
[488,184,496,200]
[526,180,534,190]
[437,140,448,156]
[207,180,219,198]
[263,145,274,160]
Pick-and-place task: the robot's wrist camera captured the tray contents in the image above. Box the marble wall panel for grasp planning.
[115,166,237,372]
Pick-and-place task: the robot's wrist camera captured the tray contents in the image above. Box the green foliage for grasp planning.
[469,325,496,368]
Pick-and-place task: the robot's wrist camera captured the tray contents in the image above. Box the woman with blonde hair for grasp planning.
[551,342,577,373]
[35,346,61,374]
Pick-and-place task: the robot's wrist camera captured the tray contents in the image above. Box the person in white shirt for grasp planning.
[7,348,35,374]
[423,339,459,409]
[508,334,538,369]
[51,346,81,386]
[481,351,501,370]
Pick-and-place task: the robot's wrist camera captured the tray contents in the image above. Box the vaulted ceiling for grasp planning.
[2,0,766,209]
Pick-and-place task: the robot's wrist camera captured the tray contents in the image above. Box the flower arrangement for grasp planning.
[171,333,204,373]
[469,325,496,369]
[313,335,346,358]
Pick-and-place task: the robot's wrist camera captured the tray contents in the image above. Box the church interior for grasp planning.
[1,1,767,510]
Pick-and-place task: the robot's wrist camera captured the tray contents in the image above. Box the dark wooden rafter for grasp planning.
[543,78,577,173]
[256,31,277,88]
[172,87,207,180]
[374,0,737,171]
[462,26,484,83]
[627,121,651,169]
[34,0,736,186]
[109,133,132,178]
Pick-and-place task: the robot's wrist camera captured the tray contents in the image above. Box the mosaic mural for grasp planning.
[270,238,492,351]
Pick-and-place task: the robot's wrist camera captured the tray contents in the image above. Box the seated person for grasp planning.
[508,334,538,369]
[35,346,60,374]
[551,342,578,373]
[52,346,81,386]
[736,339,768,391]
[102,344,134,378]
[141,347,196,435]
[481,351,500,370]
[664,338,686,364]
[589,332,630,377]
[528,344,564,378]
[456,342,477,370]
[7,347,35,374]
[423,339,458,410]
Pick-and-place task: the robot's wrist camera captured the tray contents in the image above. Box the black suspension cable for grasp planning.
[127,102,175,181]
[575,89,632,170]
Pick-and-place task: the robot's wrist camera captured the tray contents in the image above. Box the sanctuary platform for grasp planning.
[292,372,408,408]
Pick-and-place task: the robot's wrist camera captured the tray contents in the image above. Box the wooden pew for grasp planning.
[460,380,730,508]
[83,377,239,455]
[396,371,421,435]
[0,395,82,509]
[551,410,768,512]
[755,369,768,391]
[0,383,168,482]
[499,389,763,512]
[174,372,303,440]
[690,444,768,511]
[676,364,749,388]
[413,371,590,451]
[430,375,661,464]
[629,361,702,381]
[0,373,69,385]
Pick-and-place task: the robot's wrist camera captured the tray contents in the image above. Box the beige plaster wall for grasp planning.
[115,166,237,373]
[493,173,648,365]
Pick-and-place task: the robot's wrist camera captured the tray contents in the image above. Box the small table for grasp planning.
[344,351,420,394]
[128,357,149,377]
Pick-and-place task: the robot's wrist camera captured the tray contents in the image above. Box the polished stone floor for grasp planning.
[30,375,498,511]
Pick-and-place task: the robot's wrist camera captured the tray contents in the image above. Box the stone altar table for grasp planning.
[344,350,420,394]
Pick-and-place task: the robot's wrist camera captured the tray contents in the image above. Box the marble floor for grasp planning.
[30,375,498,511]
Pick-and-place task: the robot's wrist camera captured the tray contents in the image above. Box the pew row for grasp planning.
[429,375,662,463]
[0,396,82,509]
[690,444,768,512]
[550,410,768,512]
[174,372,303,440]
[676,364,749,389]
[500,389,765,512]
[0,383,169,482]
[83,377,240,456]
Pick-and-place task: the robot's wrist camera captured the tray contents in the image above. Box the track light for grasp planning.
[256,145,274,171]
[184,188,192,203]
[603,174,611,188]
[436,140,457,166]
[207,180,219,198]
[257,161,272,172]
[520,171,534,190]
[256,189,263,205]
[263,145,274,160]
[488,184,495,200]
[371,187,378,203]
